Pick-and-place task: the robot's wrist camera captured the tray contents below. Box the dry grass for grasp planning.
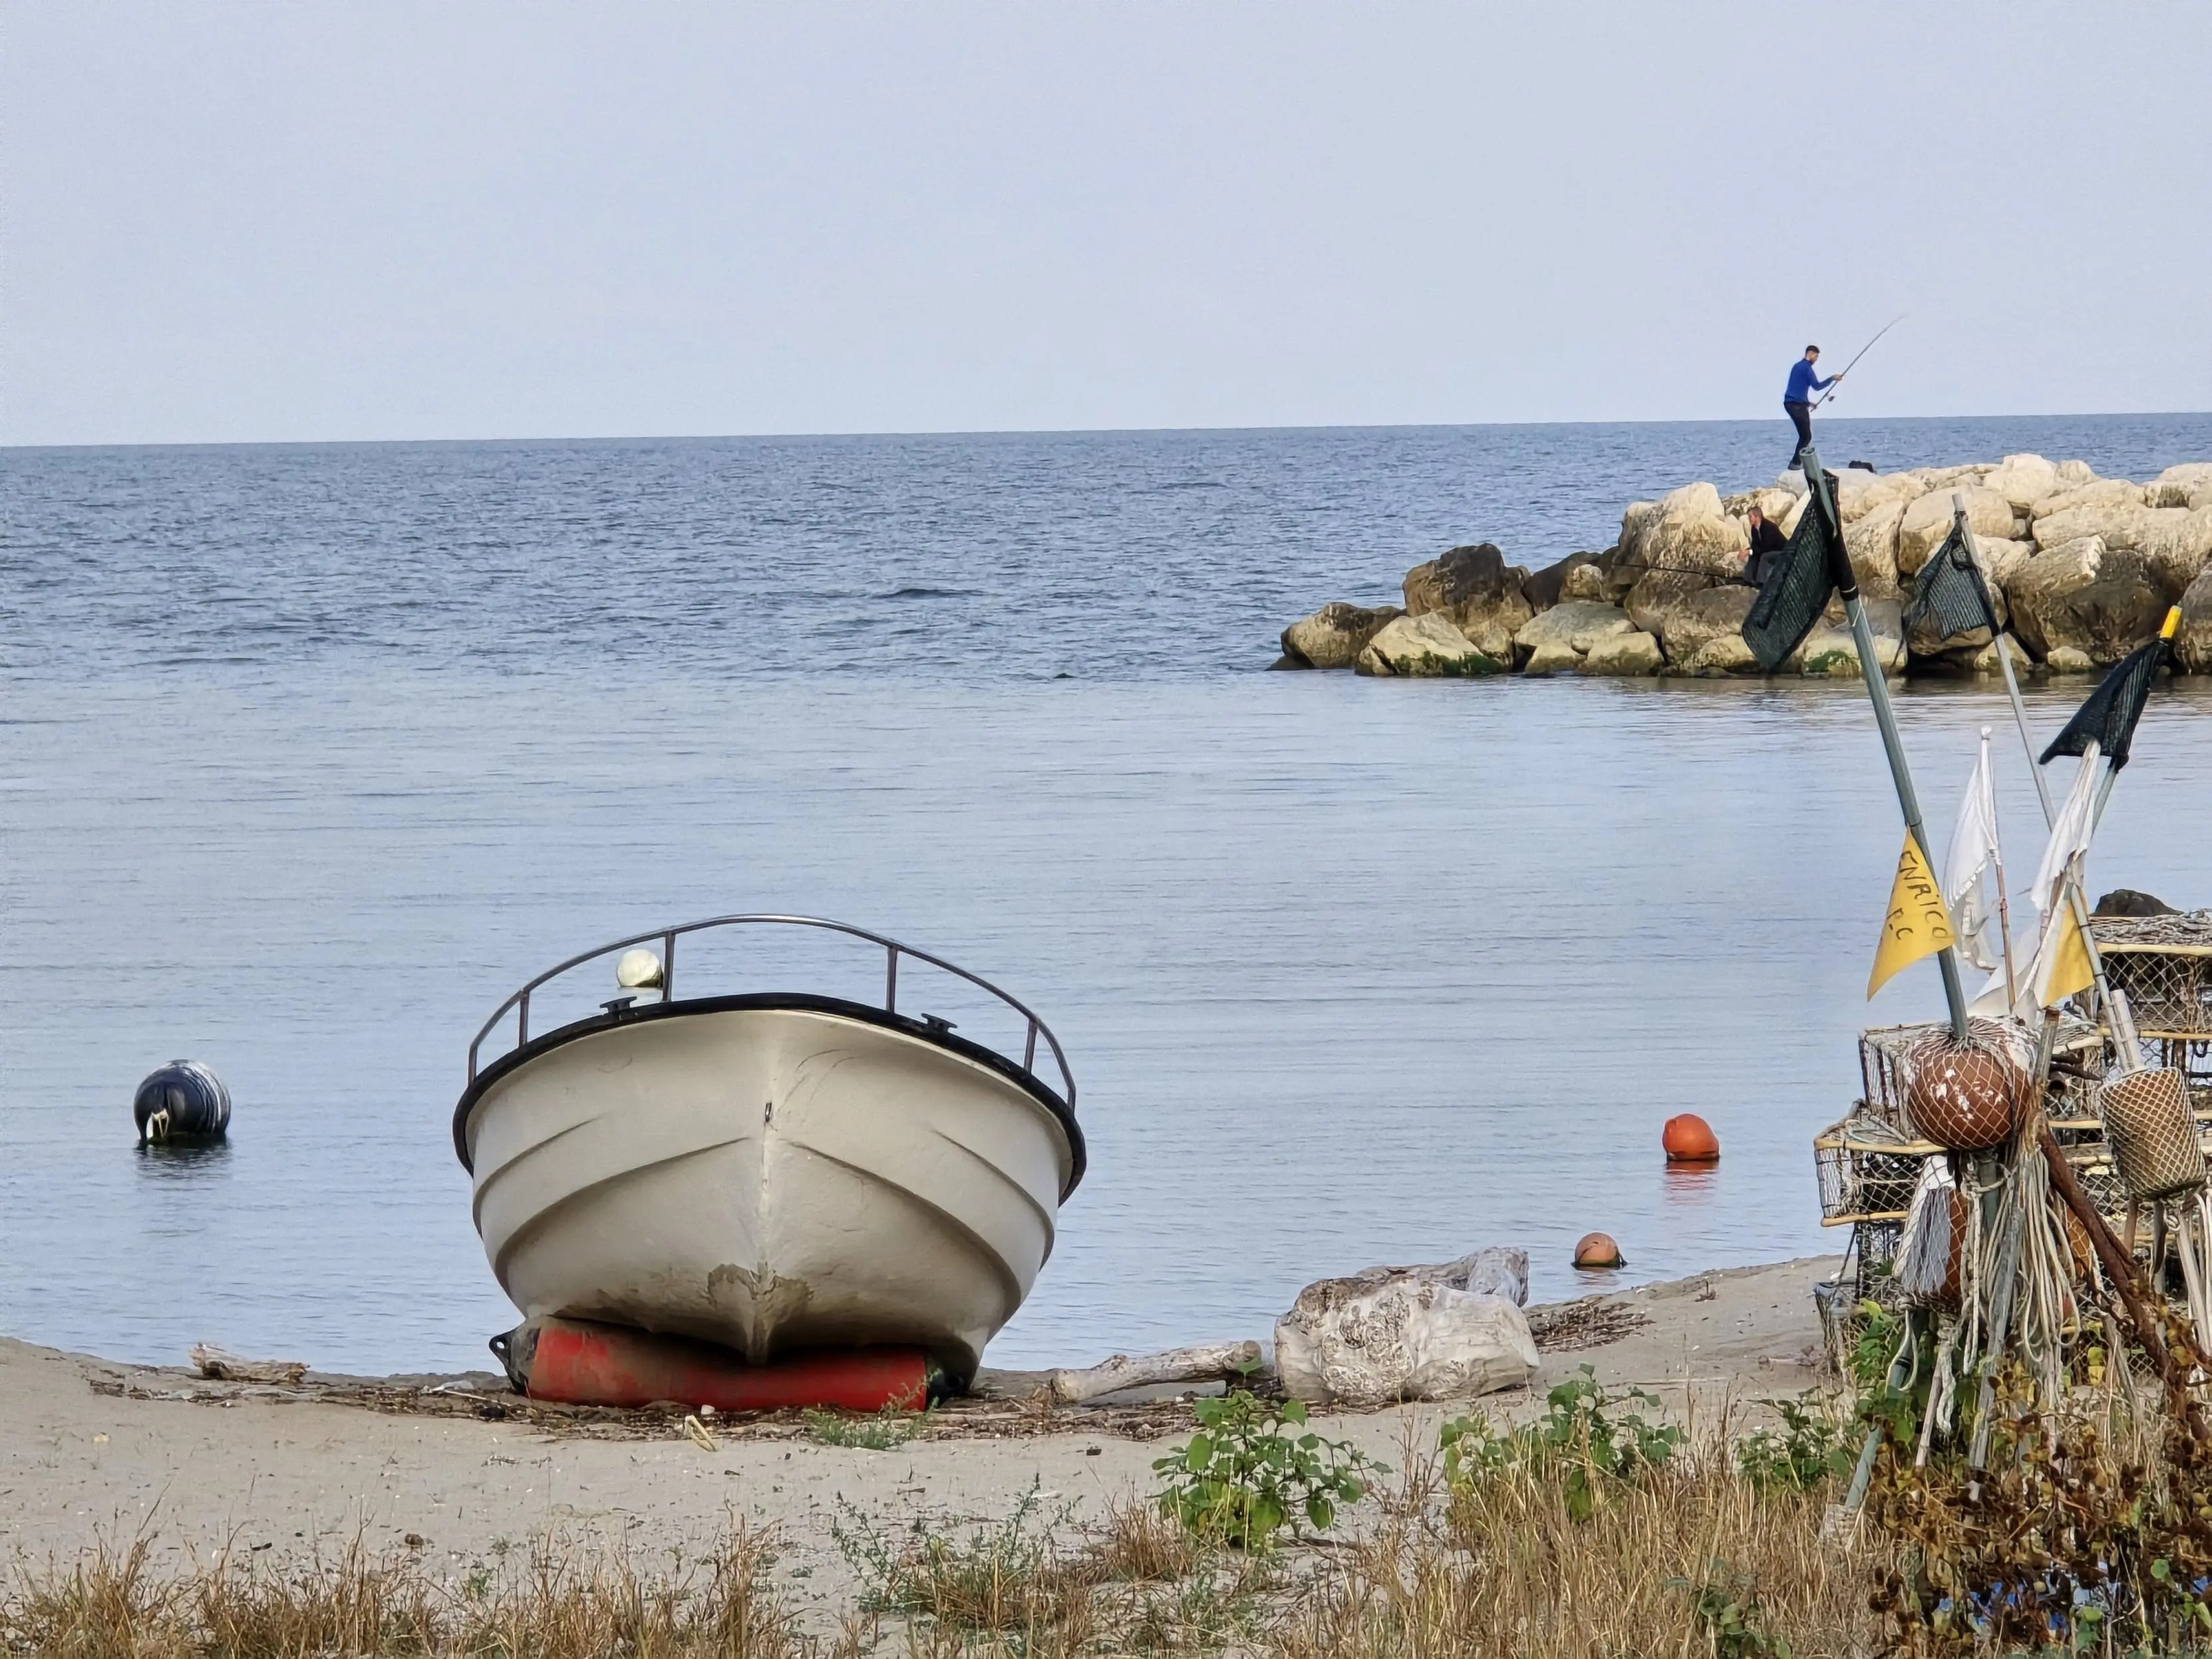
[1276,1444,1876,1659]
[3,1441,1886,1658]
[1,1521,817,1659]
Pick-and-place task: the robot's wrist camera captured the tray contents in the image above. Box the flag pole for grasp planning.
[1805,447,1971,1040]
[1953,494,2057,830]
[1982,728,2020,1016]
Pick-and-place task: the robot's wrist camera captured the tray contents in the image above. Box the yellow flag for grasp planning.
[1869,833,1959,997]
[2037,904,2096,1007]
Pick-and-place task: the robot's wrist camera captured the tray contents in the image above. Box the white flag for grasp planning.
[1971,744,2102,1020]
[1942,731,2004,972]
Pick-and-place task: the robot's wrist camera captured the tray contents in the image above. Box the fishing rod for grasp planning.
[1813,313,1907,408]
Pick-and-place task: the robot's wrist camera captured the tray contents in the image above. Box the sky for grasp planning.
[5,1,2209,446]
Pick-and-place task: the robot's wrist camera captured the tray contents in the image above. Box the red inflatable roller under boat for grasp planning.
[1661,1114,1720,1163]
[493,1317,943,1413]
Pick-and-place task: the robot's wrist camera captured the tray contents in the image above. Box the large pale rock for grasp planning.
[2147,464,2212,509]
[1722,488,1807,537]
[1631,481,1750,576]
[1281,602,1402,669]
[1515,601,1634,675]
[1972,537,2034,591]
[2030,479,2143,526]
[1984,454,2062,513]
[2137,507,2212,597]
[1579,629,1663,676]
[1615,502,1661,567]
[1833,469,1927,526]
[1514,600,1634,658]
[1897,487,2014,575]
[1674,633,1761,677]
[1402,543,1534,661]
[2004,536,2167,663]
[1563,563,1609,602]
[1275,1248,1535,1407]
[1800,603,1905,678]
[2056,459,2096,486]
[1521,552,1600,613]
[1629,580,1754,661]
[2033,499,2151,551]
[1356,612,1505,677]
[1843,499,1905,597]
[2177,565,2212,675]
[2032,503,2212,597]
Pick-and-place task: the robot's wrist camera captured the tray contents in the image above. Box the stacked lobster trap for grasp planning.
[1817,1016,2104,1308]
[2094,910,2212,1098]
[1814,911,2212,1372]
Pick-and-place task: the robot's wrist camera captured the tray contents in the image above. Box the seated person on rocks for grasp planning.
[1739,504,1789,587]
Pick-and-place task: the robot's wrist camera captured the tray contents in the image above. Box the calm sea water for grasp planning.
[5,414,2211,1376]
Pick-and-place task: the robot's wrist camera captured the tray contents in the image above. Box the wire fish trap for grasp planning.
[2092,912,2212,1039]
[1815,1114,1938,1226]
[2101,1066,2208,1201]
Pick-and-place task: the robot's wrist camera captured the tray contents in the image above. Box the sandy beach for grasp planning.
[2,1257,1833,1612]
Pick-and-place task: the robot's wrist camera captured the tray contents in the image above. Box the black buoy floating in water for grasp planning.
[134,1061,232,1145]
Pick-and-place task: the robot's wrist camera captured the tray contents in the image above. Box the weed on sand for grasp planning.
[1,1523,817,1659]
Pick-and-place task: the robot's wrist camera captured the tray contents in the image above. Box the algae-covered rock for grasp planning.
[1402,543,1533,661]
[1281,602,1403,669]
[1356,613,1505,677]
[1579,630,1663,676]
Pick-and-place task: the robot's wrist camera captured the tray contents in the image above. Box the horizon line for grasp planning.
[7,408,2211,456]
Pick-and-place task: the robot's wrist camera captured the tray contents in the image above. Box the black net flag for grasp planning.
[1743,496,1836,672]
[1903,525,2000,651]
[2041,634,2167,772]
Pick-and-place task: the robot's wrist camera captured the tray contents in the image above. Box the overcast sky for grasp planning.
[6,2,2209,446]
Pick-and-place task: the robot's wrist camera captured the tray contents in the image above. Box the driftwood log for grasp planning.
[1048,1340,1265,1405]
[189,1344,307,1386]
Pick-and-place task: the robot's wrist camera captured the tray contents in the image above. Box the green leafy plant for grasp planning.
[1668,1562,1792,1659]
[1845,1298,1905,1394]
[1733,1396,1847,1494]
[801,1402,920,1450]
[833,1479,1078,1628]
[1152,1390,1381,1551]
[1440,1365,1680,1522]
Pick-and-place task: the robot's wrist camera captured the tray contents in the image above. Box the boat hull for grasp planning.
[460,999,1076,1380]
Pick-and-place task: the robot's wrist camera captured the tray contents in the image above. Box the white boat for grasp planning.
[452,916,1084,1384]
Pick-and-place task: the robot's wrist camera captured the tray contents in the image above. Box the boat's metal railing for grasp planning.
[465,914,1076,1108]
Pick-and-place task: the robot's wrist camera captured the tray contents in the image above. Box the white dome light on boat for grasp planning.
[615,949,664,990]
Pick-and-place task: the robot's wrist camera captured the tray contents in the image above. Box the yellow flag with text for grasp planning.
[1869,833,1959,997]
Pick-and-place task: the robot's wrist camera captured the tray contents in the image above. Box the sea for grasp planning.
[5,413,2211,1377]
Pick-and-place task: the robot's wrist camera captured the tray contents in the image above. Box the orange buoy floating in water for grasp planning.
[1573,1231,1623,1269]
[1662,1113,1720,1163]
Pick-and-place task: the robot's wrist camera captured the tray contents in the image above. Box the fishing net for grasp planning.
[1742,491,1836,671]
[2100,1066,2206,1201]
[2042,634,2166,770]
[1903,1020,2034,1151]
[1902,525,1999,655]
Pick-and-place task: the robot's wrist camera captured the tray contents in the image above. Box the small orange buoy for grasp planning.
[1573,1231,1623,1269]
[1662,1114,1720,1163]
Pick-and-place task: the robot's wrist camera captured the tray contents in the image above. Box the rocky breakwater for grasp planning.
[1276,456,2212,680]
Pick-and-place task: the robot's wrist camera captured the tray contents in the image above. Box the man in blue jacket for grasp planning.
[1784,345,1841,465]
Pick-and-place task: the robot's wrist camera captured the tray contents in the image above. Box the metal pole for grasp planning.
[1811,450,1970,1039]
[1955,497,2056,832]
